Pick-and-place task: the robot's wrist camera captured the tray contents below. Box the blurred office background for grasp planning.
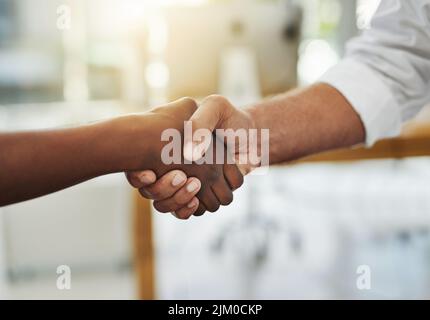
[1,0,430,299]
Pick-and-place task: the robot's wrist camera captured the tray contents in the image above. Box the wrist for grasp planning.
[245,104,271,166]
[245,105,261,131]
[94,115,152,173]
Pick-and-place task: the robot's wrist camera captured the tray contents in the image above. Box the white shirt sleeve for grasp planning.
[319,0,430,146]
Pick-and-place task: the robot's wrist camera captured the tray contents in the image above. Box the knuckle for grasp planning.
[153,202,169,213]
[193,205,206,216]
[180,97,198,112]
[193,210,205,216]
[222,193,234,206]
[205,94,229,108]
[175,211,191,220]
[206,202,220,213]
[207,167,220,182]
[173,192,191,206]
[232,173,244,190]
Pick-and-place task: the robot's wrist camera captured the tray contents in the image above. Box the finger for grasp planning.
[223,163,244,191]
[198,188,221,213]
[184,95,232,162]
[153,97,198,119]
[211,179,233,206]
[172,197,199,220]
[125,170,156,188]
[236,163,252,176]
[152,178,201,213]
[142,170,187,200]
[193,202,207,216]
[167,97,199,119]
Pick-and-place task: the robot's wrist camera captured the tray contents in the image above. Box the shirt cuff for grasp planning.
[319,58,402,146]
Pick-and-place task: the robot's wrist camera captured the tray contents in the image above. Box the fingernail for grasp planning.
[187,199,198,208]
[138,173,153,184]
[171,173,186,187]
[171,212,179,218]
[139,189,152,198]
[186,180,200,193]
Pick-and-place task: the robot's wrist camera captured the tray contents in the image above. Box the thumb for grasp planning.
[152,97,198,119]
[183,95,230,162]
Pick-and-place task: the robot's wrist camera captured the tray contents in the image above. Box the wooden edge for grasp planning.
[296,135,430,164]
[133,190,156,300]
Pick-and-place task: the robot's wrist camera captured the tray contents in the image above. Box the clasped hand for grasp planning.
[126,96,255,219]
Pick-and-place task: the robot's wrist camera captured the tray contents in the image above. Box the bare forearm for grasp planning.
[248,83,365,164]
[0,117,147,206]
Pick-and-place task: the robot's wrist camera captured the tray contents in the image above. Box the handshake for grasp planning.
[0,83,362,209]
[0,93,267,209]
[123,95,266,219]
